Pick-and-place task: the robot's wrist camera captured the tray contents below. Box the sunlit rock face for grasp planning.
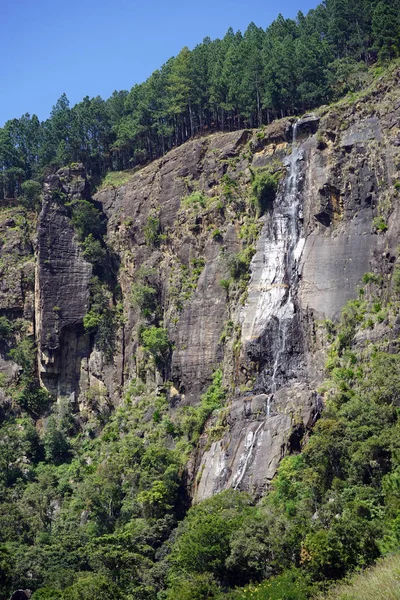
[25,69,400,500]
[195,76,400,499]
[36,166,92,398]
[196,119,315,499]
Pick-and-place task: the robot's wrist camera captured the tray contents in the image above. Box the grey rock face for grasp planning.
[23,69,400,502]
[195,123,314,499]
[296,114,320,137]
[195,77,400,499]
[300,114,391,320]
[36,168,92,397]
[170,245,227,398]
[195,385,320,499]
[0,207,34,314]
[0,204,35,381]
[96,130,250,403]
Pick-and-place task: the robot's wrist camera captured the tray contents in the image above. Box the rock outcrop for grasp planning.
[9,590,32,600]
[96,130,252,402]
[0,203,35,381]
[2,69,399,502]
[36,165,92,398]
[193,74,400,499]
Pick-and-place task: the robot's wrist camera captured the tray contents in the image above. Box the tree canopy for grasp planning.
[1,0,399,197]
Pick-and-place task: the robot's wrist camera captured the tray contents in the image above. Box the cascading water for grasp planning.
[268,122,306,394]
[232,121,306,489]
[233,421,264,490]
[241,121,305,393]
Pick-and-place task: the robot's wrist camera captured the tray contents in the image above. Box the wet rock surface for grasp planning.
[194,72,400,498]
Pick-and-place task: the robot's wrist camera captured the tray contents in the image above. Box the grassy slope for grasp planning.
[320,554,400,600]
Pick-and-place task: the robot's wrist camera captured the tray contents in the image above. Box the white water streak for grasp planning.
[233,421,264,490]
[242,123,305,384]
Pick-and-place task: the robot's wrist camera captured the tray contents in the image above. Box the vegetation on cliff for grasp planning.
[1,255,400,598]
[0,2,400,599]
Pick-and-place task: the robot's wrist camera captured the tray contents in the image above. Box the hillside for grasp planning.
[0,61,400,599]
[320,554,400,600]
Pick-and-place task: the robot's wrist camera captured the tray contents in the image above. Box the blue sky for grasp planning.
[1,0,318,126]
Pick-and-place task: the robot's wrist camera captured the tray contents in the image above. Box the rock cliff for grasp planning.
[0,202,35,380]
[2,68,400,502]
[36,165,92,398]
[194,77,400,499]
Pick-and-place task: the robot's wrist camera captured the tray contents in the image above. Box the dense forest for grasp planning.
[3,267,400,599]
[1,0,400,197]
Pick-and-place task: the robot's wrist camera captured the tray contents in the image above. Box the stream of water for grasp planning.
[233,122,306,488]
[241,121,305,394]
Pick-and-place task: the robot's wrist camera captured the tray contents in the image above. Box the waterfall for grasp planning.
[233,121,306,487]
[197,120,315,499]
[268,122,306,393]
[241,121,305,397]
[233,421,264,489]
[266,395,271,417]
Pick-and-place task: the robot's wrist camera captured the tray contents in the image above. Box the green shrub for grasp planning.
[31,589,63,599]
[180,369,225,443]
[251,171,280,216]
[141,326,170,368]
[228,246,256,280]
[191,256,205,275]
[362,272,382,285]
[9,337,36,378]
[131,282,158,316]
[0,315,14,342]
[212,228,222,241]
[0,544,14,599]
[67,198,105,241]
[181,191,207,211]
[144,214,161,246]
[221,174,238,200]
[372,215,388,232]
[137,477,176,518]
[393,267,400,293]
[240,220,262,244]
[62,573,122,600]
[166,573,221,600]
[228,568,313,600]
[43,416,71,464]
[220,320,234,344]
[220,278,231,291]
[361,351,400,405]
[83,277,116,360]
[169,489,252,581]
[8,335,51,413]
[21,179,42,208]
[336,298,366,352]
[81,234,107,267]
[14,384,51,415]
[301,515,379,580]
[99,170,134,189]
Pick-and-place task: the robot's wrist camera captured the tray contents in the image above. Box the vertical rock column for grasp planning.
[36,166,92,399]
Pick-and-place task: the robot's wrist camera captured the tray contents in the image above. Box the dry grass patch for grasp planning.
[320,554,400,600]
